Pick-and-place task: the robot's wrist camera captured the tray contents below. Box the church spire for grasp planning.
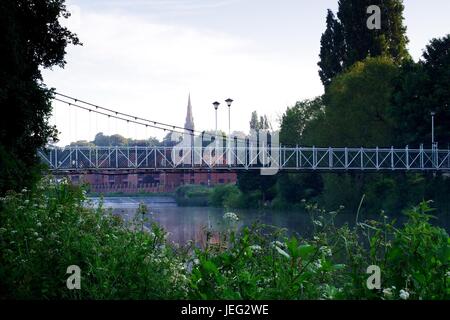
[184,93,194,132]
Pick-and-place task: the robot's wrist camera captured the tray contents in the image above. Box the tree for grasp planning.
[391,34,450,146]
[318,0,409,86]
[237,111,277,205]
[337,0,409,67]
[249,111,259,130]
[319,56,399,147]
[318,10,345,86]
[0,0,80,193]
[279,97,325,146]
[249,111,271,131]
[277,97,325,203]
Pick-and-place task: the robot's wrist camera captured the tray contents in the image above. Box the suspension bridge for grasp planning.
[40,93,450,174]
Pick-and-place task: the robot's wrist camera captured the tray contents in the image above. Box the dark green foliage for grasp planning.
[318,0,410,85]
[0,0,80,194]
[237,171,277,205]
[319,56,398,147]
[0,180,448,299]
[208,184,241,207]
[281,34,450,215]
[279,96,325,146]
[337,0,409,67]
[392,34,450,146]
[318,10,345,86]
[0,179,188,299]
[276,172,323,205]
[174,184,212,207]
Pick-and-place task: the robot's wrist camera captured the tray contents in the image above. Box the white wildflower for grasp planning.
[320,246,332,257]
[223,212,239,222]
[249,245,262,252]
[271,240,286,249]
[36,237,43,242]
[399,289,409,300]
[383,288,393,298]
[313,260,322,269]
[313,220,323,227]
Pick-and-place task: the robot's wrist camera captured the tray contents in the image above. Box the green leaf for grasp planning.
[298,244,314,259]
[202,260,219,275]
[287,237,299,258]
[333,263,346,270]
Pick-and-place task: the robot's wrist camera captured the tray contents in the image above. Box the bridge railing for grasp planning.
[38,145,450,172]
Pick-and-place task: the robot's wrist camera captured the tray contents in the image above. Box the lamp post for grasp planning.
[225,98,234,165]
[212,101,220,135]
[431,111,436,146]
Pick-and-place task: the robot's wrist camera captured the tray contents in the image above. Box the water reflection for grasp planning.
[88,197,449,245]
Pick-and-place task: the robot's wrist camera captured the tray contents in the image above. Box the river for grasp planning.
[87,196,449,245]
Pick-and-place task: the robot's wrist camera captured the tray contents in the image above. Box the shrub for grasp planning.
[209,184,241,207]
[174,184,211,207]
[0,178,188,299]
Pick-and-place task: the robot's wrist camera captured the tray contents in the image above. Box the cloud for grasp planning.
[44,5,323,145]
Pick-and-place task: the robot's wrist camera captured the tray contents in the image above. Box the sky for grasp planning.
[43,0,450,146]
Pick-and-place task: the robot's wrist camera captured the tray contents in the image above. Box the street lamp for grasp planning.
[212,101,220,135]
[225,98,234,137]
[431,111,436,146]
[225,98,234,166]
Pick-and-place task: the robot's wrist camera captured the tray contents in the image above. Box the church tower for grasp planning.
[184,93,195,132]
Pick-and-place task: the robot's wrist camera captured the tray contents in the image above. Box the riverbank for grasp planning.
[87,191,175,198]
[1,178,448,299]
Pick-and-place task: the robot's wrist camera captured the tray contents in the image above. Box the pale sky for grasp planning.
[43,0,450,146]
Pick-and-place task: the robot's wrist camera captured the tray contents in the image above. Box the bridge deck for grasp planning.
[38,146,450,173]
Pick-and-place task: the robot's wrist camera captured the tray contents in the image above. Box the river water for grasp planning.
[88,196,449,245]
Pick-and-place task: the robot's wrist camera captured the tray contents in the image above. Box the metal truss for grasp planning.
[38,145,450,173]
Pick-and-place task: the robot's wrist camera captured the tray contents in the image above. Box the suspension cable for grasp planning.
[53,92,263,145]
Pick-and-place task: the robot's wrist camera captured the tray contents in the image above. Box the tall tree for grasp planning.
[337,0,409,67]
[249,111,259,130]
[392,34,450,146]
[318,10,345,86]
[0,0,80,193]
[318,0,409,86]
[320,56,399,147]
